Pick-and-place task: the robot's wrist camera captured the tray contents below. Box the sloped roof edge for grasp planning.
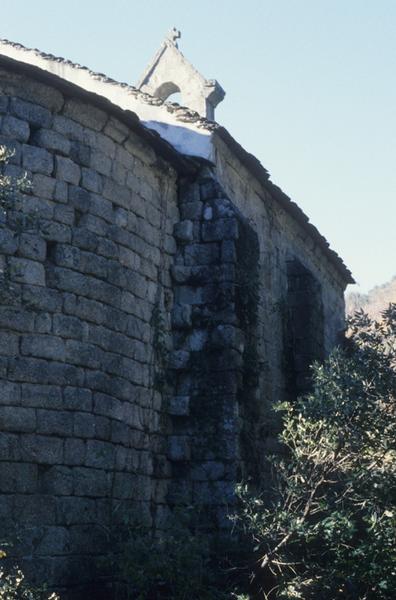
[215,127,355,284]
[0,48,197,177]
[0,39,354,284]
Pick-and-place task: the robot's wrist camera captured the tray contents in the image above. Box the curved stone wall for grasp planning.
[0,56,350,600]
[0,65,178,595]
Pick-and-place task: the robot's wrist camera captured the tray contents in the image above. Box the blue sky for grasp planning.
[2,0,395,292]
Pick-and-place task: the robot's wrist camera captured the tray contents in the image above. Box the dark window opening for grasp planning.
[285,259,324,398]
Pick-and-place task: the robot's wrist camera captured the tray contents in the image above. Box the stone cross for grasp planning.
[167,27,181,47]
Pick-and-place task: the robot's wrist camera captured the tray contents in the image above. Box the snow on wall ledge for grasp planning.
[0,39,215,161]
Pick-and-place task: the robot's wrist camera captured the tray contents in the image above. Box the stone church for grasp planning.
[0,31,353,598]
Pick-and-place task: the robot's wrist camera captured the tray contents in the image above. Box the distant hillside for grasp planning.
[346,276,396,319]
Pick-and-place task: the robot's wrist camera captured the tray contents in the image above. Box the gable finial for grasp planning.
[167,27,181,48]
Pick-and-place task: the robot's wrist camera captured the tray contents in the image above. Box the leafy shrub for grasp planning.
[0,548,59,600]
[235,307,396,599]
[106,508,246,600]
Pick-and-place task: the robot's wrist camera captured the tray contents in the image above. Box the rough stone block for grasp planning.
[22,144,53,175]
[0,96,8,113]
[9,357,84,386]
[53,115,84,141]
[173,220,194,242]
[64,439,86,466]
[21,334,66,362]
[10,98,52,128]
[0,381,21,405]
[0,462,38,493]
[54,203,75,225]
[0,307,35,332]
[184,243,220,266]
[112,472,136,499]
[73,467,111,497]
[14,494,57,525]
[202,218,239,242]
[65,340,102,369]
[102,177,131,208]
[39,466,74,495]
[55,156,81,185]
[63,99,107,131]
[73,412,96,438]
[171,304,192,329]
[191,461,225,481]
[104,117,129,143]
[0,228,18,254]
[72,227,97,251]
[64,387,92,412]
[36,409,73,436]
[85,440,115,469]
[35,525,71,556]
[203,205,213,220]
[81,168,103,193]
[90,194,113,223]
[56,496,95,525]
[54,180,68,202]
[92,413,109,439]
[64,294,104,325]
[193,480,236,504]
[22,285,63,312]
[32,173,56,199]
[90,149,112,176]
[168,350,190,370]
[1,115,30,142]
[35,312,52,334]
[19,433,63,464]
[93,393,122,420]
[18,233,47,261]
[53,314,85,340]
[39,220,72,243]
[32,128,71,155]
[181,201,203,220]
[211,325,245,352]
[176,285,204,305]
[0,405,35,432]
[9,257,45,285]
[168,395,190,416]
[0,332,19,356]
[70,141,91,167]
[21,383,62,409]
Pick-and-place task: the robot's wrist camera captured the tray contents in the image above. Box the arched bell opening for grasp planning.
[154,81,182,104]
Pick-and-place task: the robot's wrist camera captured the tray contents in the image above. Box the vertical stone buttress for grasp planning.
[167,170,260,528]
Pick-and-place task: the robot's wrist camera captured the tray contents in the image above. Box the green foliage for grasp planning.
[0,548,59,600]
[107,509,244,600]
[234,306,396,599]
[0,146,31,217]
[0,145,32,303]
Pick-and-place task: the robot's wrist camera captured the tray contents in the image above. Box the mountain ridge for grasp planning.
[346,275,396,319]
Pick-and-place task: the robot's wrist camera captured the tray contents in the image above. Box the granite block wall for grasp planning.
[0,67,179,595]
[0,63,348,598]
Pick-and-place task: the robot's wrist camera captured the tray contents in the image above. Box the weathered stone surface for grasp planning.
[173,220,193,242]
[33,128,71,154]
[1,115,30,142]
[168,436,191,461]
[168,395,190,416]
[55,156,81,185]
[22,144,53,175]
[9,257,45,285]
[0,54,347,599]
[10,97,52,128]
